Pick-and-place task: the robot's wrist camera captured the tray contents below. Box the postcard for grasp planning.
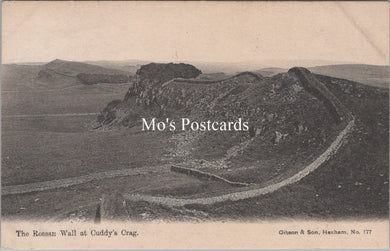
[1,1,389,249]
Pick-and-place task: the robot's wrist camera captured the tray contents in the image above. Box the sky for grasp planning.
[2,1,389,66]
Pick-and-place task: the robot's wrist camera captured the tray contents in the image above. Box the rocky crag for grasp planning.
[96,63,348,180]
[97,63,341,134]
[95,63,362,207]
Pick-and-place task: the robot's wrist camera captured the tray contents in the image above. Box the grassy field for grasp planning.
[1,78,175,186]
[2,83,130,115]
[1,65,178,219]
[1,127,173,186]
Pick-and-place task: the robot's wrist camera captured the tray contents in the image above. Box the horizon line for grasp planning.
[2,58,389,68]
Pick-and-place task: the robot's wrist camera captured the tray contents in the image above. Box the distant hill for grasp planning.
[44,59,128,76]
[254,64,389,88]
[308,64,389,88]
[254,67,287,77]
[85,60,149,75]
[35,59,131,86]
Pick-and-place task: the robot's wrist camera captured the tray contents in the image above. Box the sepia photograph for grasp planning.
[1,1,389,249]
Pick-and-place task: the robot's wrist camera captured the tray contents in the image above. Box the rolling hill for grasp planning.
[254,67,287,77]
[309,64,390,88]
[35,59,132,86]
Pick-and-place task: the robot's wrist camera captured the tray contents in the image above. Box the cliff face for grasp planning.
[97,63,203,126]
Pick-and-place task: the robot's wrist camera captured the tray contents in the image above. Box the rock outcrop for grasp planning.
[97,64,342,139]
[136,63,202,83]
[96,63,344,175]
